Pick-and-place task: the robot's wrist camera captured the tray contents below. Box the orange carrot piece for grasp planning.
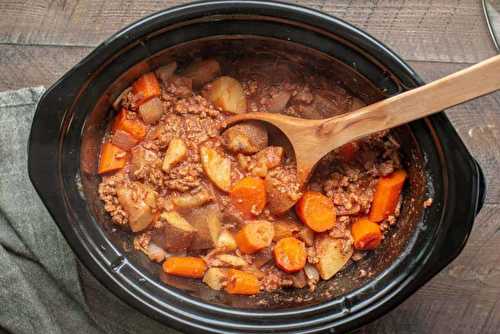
[273,237,307,273]
[225,269,260,295]
[162,256,207,278]
[98,142,128,174]
[337,141,359,162]
[351,217,382,250]
[132,72,161,105]
[112,109,147,140]
[235,220,274,254]
[295,191,336,232]
[369,170,407,222]
[230,177,266,217]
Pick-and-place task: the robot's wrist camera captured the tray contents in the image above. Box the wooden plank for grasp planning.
[0,44,92,91]
[361,204,500,334]
[0,0,496,63]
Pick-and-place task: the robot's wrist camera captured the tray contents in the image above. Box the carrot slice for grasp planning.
[369,169,407,222]
[132,72,161,105]
[351,217,382,250]
[112,109,147,140]
[273,237,306,273]
[225,269,260,295]
[295,191,336,232]
[162,256,207,278]
[337,141,359,162]
[235,220,274,254]
[98,142,128,174]
[230,177,266,217]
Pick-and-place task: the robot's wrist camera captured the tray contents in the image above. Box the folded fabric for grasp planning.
[0,87,179,334]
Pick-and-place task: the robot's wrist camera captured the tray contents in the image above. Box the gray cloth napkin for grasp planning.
[0,87,179,334]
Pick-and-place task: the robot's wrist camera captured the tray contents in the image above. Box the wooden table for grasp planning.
[1,1,499,333]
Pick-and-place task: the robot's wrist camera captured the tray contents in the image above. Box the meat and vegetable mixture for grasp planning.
[98,57,407,295]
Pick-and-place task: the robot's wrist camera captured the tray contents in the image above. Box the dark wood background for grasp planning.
[1,1,499,333]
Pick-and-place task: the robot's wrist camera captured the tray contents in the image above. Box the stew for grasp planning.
[98,57,407,295]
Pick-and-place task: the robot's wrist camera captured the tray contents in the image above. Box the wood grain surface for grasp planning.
[1,1,499,333]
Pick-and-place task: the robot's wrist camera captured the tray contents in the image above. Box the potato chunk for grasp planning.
[183,59,220,88]
[160,211,196,252]
[116,186,155,232]
[130,146,160,177]
[222,121,268,154]
[216,230,237,251]
[315,235,353,280]
[183,204,222,250]
[162,138,187,172]
[172,187,212,209]
[265,166,302,214]
[206,76,247,114]
[138,97,163,124]
[200,146,231,192]
[202,268,228,291]
[215,254,248,267]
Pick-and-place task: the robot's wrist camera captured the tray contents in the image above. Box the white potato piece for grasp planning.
[215,254,248,267]
[200,146,231,192]
[315,235,353,280]
[162,138,187,172]
[161,211,196,252]
[116,186,155,232]
[206,76,247,114]
[184,204,222,250]
[202,267,228,291]
[138,97,163,124]
[172,187,213,209]
[183,59,220,88]
[216,230,237,251]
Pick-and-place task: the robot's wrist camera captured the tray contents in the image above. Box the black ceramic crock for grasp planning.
[28,1,486,333]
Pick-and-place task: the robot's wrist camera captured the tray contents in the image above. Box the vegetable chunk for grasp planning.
[138,97,163,124]
[225,269,260,295]
[222,122,268,154]
[235,220,274,254]
[230,177,266,217]
[369,170,407,222]
[132,72,161,105]
[162,138,187,172]
[296,191,336,232]
[160,211,196,252]
[183,59,221,88]
[206,76,247,114]
[351,217,382,250]
[200,146,231,192]
[116,185,155,232]
[163,256,207,278]
[112,109,147,140]
[183,205,222,250]
[273,237,306,273]
[98,142,128,174]
[315,235,352,280]
[203,268,228,290]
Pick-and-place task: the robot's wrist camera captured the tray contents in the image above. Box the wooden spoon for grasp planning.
[224,54,500,186]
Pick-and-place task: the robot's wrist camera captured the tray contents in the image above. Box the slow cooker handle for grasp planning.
[473,158,486,216]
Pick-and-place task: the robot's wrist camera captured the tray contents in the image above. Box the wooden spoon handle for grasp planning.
[321,54,500,147]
